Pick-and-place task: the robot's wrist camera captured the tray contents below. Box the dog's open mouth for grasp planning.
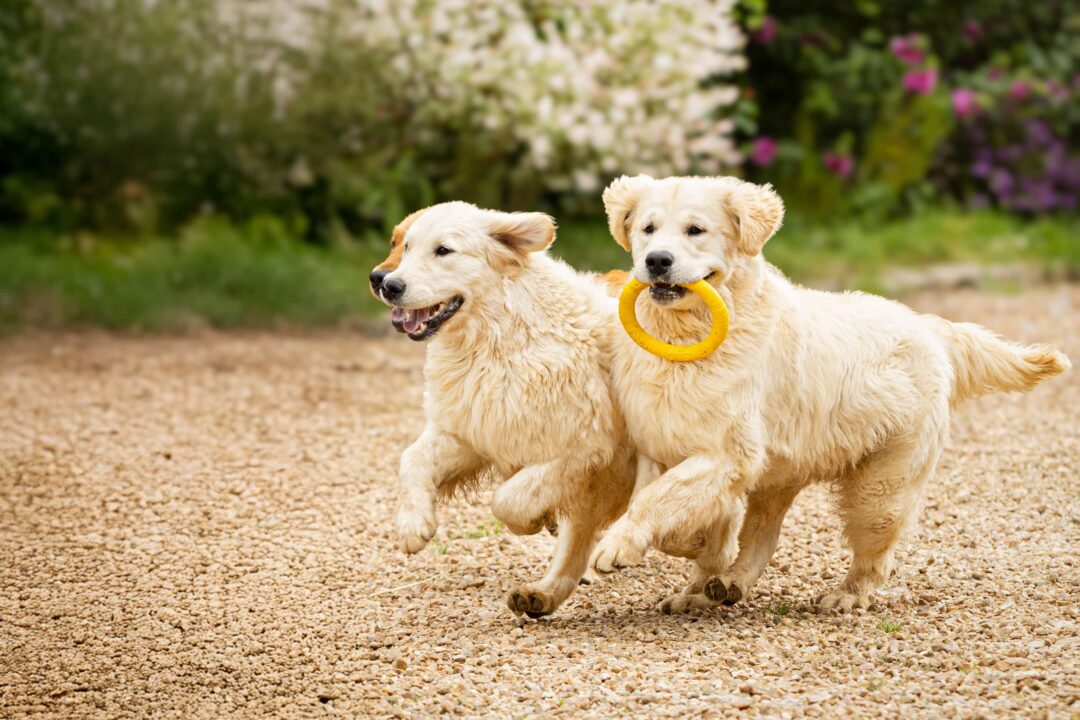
[390,296,464,341]
[648,273,719,306]
[649,283,688,305]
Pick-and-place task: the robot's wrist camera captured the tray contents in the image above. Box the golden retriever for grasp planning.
[591,174,1071,612]
[378,201,637,617]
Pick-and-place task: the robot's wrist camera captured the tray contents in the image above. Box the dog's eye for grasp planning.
[687,225,705,236]
[434,245,454,257]
[643,224,656,234]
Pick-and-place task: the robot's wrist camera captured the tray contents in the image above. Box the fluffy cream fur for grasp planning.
[384,202,636,617]
[593,174,1072,612]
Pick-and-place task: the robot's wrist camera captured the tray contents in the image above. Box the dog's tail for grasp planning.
[935,320,1070,406]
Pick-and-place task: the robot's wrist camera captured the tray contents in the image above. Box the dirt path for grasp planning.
[1,286,1077,719]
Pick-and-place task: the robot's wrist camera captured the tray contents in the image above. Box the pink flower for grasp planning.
[749,137,777,166]
[1009,80,1030,101]
[751,15,778,45]
[889,34,925,66]
[951,88,978,117]
[962,19,982,40]
[823,151,854,179]
[903,68,938,95]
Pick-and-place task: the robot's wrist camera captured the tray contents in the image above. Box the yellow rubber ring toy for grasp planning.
[618,278,730,362]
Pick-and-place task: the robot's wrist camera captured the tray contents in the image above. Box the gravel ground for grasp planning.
[1,286,1078,719]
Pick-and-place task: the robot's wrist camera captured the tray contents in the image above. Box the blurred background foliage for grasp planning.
[0,0,1076,329]
[741,0,1079,220]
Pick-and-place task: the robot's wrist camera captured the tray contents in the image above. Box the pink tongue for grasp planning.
[403,308,429,334]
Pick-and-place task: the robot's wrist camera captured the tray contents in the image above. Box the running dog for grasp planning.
[591,174,1070,612]
[378,202,636,617]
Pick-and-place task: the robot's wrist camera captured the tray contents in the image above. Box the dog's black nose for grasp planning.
[382,277,406,301]
[370,268,389,292]
[645,251,674,277]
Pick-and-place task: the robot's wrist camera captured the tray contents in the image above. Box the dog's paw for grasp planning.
[491,486,546,536]
[579,567,599,586]
[658,591,714,614]
[506,586,558,619]
[818,588,874,612]
[396,509,437,554]
[499,516,547,536]
[591,530,645,574]
[703,576,745,605]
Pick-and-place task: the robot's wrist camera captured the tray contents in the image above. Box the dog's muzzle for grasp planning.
[648,283,688,304]
[390,296,465,341]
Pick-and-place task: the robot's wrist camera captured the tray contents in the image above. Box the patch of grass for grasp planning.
[878,619,903,633]
[463,521,503,539]
[768,210,1080,289]
[765,603,791,617]
[2,209,1076,331]
[0,217,385,330]
[430,540,449,555]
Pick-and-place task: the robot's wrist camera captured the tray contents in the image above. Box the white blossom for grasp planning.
[227,0,747,192]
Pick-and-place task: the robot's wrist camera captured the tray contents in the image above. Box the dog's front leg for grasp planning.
[592,454,748,574]
[583,454,663,576]
[396,425,482,553]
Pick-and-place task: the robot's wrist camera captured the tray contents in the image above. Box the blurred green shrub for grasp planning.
[0,0,746,240]
[0,215,379,329]
[0,0,283,232]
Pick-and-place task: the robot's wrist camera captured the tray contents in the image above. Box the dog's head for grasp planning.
[376,201,556,341]
[603,175,784,307]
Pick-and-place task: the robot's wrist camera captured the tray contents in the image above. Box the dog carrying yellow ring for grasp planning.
[618,278,730,362]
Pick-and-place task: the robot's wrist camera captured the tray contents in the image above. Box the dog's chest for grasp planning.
[426,343,606,467]
[614,351,740,464]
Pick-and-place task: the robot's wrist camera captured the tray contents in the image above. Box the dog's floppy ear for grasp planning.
[603,175,652,251]
[390,206,429,248]
[488,211,556,254]
[725,181,784,256]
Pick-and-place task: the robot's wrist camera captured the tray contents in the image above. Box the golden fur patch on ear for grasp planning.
[727,181,785,255]
[488,212,557,254]
[602,175,651,252]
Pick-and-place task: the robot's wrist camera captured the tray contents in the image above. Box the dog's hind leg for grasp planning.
[819,425,946,612]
